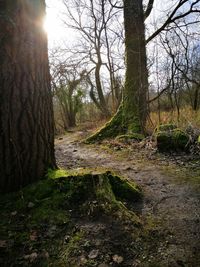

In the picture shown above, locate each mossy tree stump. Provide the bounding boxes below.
[155,124,190,151]
[54,170,142,223]
[0,170,143,267]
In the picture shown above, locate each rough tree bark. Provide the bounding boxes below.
[0,0,56,192]
[87,0,148,142]
[123,0,148,132]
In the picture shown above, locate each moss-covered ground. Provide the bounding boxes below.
[54,131,200,266]
[1,129,200,267]
[0,170,145,267]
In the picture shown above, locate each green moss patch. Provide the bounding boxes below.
[50,170,142,220]
[116,133,144,143]
[155,125,189,151]
[85,105,145,143]
[155,124,177,132]
[0,170,142,266]
[47,168,68,179]
[86,106,126,143]
[107,172,142,201]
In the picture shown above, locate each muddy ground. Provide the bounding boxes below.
[1,130,199,267]
[55,130,200,267]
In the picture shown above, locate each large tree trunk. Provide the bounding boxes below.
[87,0,148,142]
[0,0,56,192]
[123,0,148,133]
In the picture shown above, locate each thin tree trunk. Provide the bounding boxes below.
[0,0,56,192]
[193,85,199,111]
[95,61,111,118]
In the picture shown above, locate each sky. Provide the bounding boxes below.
[44,0,72,48]
[44,0,199,89]
[44,0,177,48]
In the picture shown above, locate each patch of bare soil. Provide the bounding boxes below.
[55,131,200,267]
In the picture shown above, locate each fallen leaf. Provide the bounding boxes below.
[30,230,38,241]
[11,211,17,216]
[0,240,7,248]
[112,254,123,264]
[88,249,99,259]
[24,252,38,262]
[28,202,35,208]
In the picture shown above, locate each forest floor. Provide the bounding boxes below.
[55,129,200,267]
[0,129,200,267]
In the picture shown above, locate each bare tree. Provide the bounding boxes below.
[87,0,200,140]
[63,0,124,117]
[51,56,87,129]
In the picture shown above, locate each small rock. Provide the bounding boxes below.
[28,202,35,208]
[41,250,49,259]
[114,146,121,151]
[0,240,7,248]
[112,255,123,264]
[64,235,70,243]
[47,225,57,237]
[24,252,38,262]
[30,230,38,241]
[79,255,87,265]
[11,211,17,216]
[132,259,141,266]
[125,166,132,171]
[95,240,101,246]
[88,249,99,259]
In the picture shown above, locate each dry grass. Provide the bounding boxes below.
[148,107,200,132]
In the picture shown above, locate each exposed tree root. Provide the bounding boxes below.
[86,107,125,143]
[86,105,144,143]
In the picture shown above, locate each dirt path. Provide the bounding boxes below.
[55,132,200,267]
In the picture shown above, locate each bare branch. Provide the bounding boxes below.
[108,0,123,9]
[144,0,154,20]
[146,0,200,44]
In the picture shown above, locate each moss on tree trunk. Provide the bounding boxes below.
[86,0,148,142]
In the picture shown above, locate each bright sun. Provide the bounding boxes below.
[43,9,66,43]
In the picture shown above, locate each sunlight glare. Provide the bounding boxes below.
[43,9,65,43]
